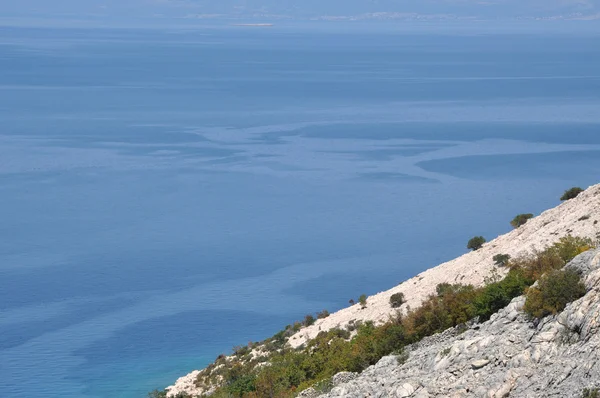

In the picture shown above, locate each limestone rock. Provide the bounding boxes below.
[318,249,600,398]
[332,372,358,386]
[470,359,490,370]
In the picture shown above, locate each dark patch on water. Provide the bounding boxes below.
[0,296,138,350]
[74,310,292,364]
[357,172,439,183]
[291,122,600,143]
[417,150,600,180]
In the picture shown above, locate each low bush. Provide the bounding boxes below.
[561,187,584,201]
[303,314,315,327]
[547,235,594,264]
[317,310,330,319]
[474,267,533,321]
[582,387,600,398]
[390,292,405,308]
[467,236,486,251]
[523,269,587,319]
[404,283,478,339]
[226,372,257,396]
[359,294,367,309]
[512,235,594,282]
[493,253,511,267]
[511,213,534,228]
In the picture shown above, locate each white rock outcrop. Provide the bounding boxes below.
[318,248,600,398]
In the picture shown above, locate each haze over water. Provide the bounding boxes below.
[1,23,600,397]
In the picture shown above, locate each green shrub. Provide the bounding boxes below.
[304,314,315,327]
[524,269,587,319]
[513,235,594,282]
[561,187,584,201]
[317,310,330,319]
[405,284,478,339]
[359,294,367,309]
[582,387,600,398]
[390,292,405,308]
[547,235,594,264]
[467,236,486,251]
[474,267,533,321]
[511,213,534,228]
[493,253,511,267]
[435,283,454,297]
[233,345,251,357]
[225,373,257,396]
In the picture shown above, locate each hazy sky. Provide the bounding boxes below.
[2,0,600,21]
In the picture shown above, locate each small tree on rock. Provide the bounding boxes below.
[493,253,511,267]
[511,213,534,228]
[359,294,367,309]
[561,187,584,201]
[303,314,315,326]
[390,292,405,308]
[467,236,486,251]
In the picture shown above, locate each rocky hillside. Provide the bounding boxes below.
[289,184,600,348]
[311,248,600,398]
[165,184,600,398]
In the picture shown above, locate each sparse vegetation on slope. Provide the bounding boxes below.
[160,236,594,398]
[162,185,600,397]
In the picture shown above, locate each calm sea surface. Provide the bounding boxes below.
[1,24,600,397]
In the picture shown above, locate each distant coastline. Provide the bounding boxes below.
[231,23,274,27]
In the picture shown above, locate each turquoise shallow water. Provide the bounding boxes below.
[1,24,600,397]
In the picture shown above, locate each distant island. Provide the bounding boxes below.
[231,23,274,27]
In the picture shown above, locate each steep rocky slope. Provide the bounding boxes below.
[166,184,600,397]
[312,248,600,398]
[289,184,600,348]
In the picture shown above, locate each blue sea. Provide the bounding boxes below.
[1,23,600,398]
